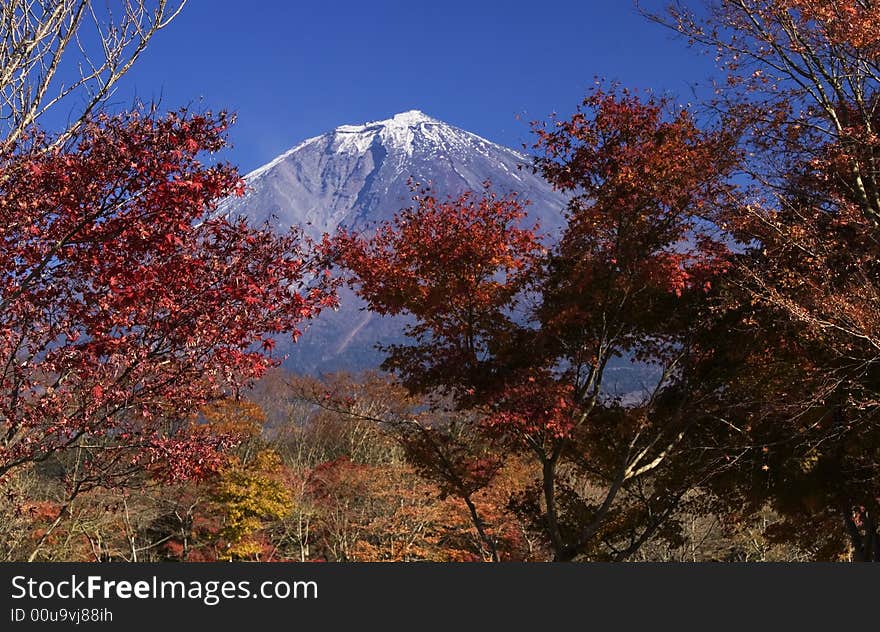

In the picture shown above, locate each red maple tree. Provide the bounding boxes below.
[0,110,338,494]
[335,88,740,561]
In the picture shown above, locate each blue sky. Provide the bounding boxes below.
[104,0,714,173]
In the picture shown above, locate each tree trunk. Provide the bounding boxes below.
[844,508,880,562]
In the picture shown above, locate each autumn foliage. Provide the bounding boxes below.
[4,0,880,563]
[0,110,337,495]
[644,0,880,560]
[334,89,741,561]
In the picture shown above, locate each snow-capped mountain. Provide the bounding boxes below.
[220,110,566,239]
[219,110,569,375]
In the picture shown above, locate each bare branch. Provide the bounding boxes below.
[0,1,186,150]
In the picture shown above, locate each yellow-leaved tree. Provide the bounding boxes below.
[211,449,292,561]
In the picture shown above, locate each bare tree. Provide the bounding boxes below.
[0,0,186,150]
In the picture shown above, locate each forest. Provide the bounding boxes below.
[1,0,879,563]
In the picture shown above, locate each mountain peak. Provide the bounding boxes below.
[244,110,448,181]
[388,109,434,125]
[335,109,438,134]
[331,110,446,157]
